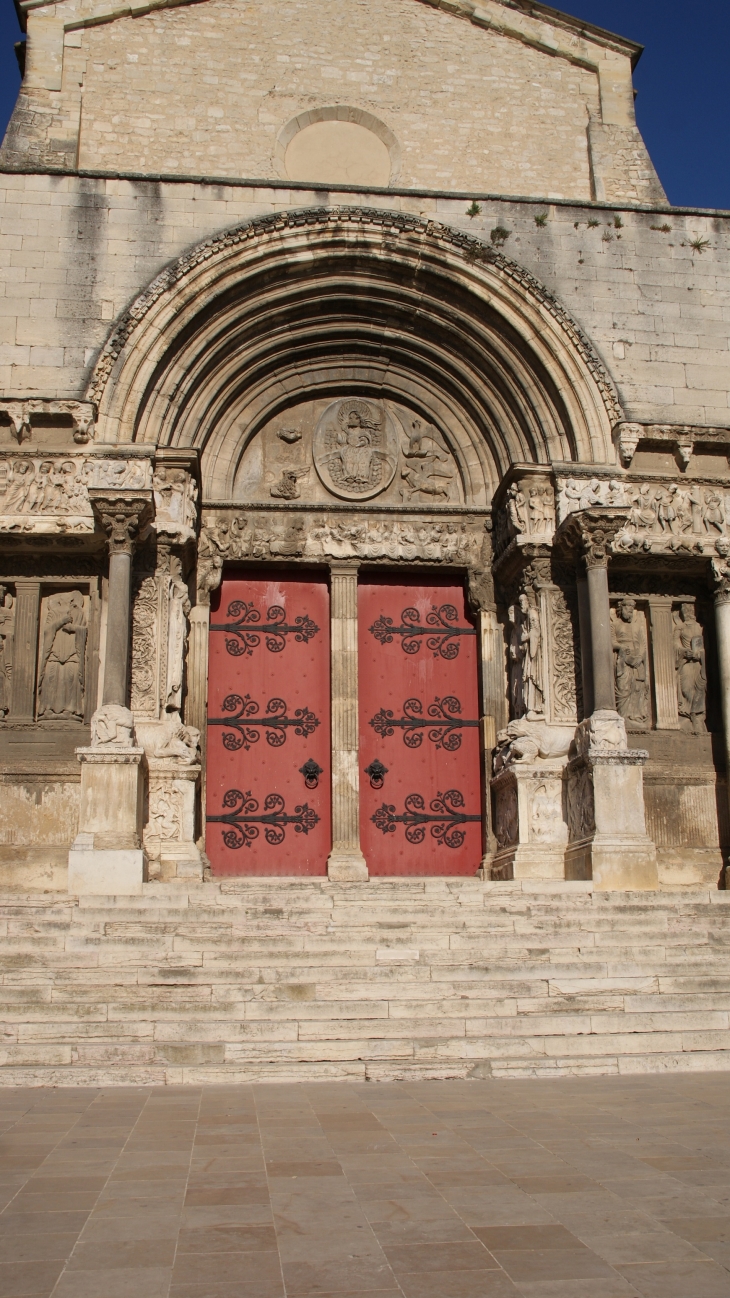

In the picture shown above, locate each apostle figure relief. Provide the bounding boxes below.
[610,598,649,726]
[508,592,545,720]
[37,591,87,721]
[674,603,707,734]
[0,586,14,719]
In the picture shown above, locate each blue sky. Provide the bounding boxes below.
[0,0,727,209]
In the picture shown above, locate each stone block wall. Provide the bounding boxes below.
[0,0,665,203]
[0,175,727,426]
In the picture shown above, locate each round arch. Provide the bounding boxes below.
[87,207,622,503]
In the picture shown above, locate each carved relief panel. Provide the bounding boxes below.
[234,398,462,506]
[37,589,89,722]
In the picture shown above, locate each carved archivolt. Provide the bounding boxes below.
[83,207,619,497]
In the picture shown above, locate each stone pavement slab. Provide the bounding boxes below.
[0,1075,728,1296]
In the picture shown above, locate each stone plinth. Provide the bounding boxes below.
[491,761,568,880]
[68,747,146,895]
[564,711,658,891]
[145,760,202,882]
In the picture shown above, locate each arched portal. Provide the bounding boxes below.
[89,207,625,881]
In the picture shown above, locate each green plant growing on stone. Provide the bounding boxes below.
[613,214,623,229]
[490,225,511,247]
[587,218,600,228]
[466,201,482,218]
[650,224,672,232]
[689,236,710,253]
[602,230,613,242]
[534,212,548,227]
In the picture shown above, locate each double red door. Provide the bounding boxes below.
[205,572,482,876]
[359,576,482,876]
[206,572,331,875]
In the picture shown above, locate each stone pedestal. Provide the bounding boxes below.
[68,747,146,895]
[491,760,568,880]
[144,759,202,882]
[564,711,658,890]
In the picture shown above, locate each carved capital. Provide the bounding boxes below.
[92,494,151,556]
[556,507,628,570]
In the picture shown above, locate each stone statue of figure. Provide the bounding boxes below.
[518,592,544,717]
[507,605,524,718]
[334,411,377,487]
[165,557,191,713]
[674,603,707,734]
[611,598,648,724]
[506,484,528,535]
[0,587,14,717]
[37,590,87,720]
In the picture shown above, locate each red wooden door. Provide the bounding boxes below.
[206,572,330,875]
[359,576,482,876]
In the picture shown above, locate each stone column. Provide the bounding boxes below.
[187,605,210,739]
[468,563,507,866]
[711,553,730,845]
[328,562,368,882]
[575,572,594,716]
[94,498,147,707]
[557,508,658,890]
[69,495,151,897]
[8,582,40,722]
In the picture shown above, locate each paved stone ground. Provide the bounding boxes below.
[0,1077,729,1297]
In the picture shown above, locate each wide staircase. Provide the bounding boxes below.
[0,878,729,1086]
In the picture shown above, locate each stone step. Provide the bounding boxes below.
[0,881,727,1084]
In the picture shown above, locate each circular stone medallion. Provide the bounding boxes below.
[313,399,398,501]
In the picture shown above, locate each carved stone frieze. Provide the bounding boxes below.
[0,454,152,534]
[558,474,730,557]
[0,399,95,446]
[197,509,486,599]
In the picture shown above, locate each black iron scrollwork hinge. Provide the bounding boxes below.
[208,694,320,751]
[369,696,478,751]
[211,602,320,657]
[207,789,320,849]
[371,789,480,849]
[369,604,476,660]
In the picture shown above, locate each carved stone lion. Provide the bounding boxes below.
[494,718,574,771]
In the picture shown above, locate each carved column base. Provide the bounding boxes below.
[144,760,202,883]
[69,747,146,896]
[490,761,568,881]
[327,849,369,882]
[565,713,658,891]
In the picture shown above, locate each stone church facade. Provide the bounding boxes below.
[1,0,729,909]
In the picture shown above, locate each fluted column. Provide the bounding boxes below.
[327,562,368,882]
[9,581,40,722]
[187,605,210,739]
